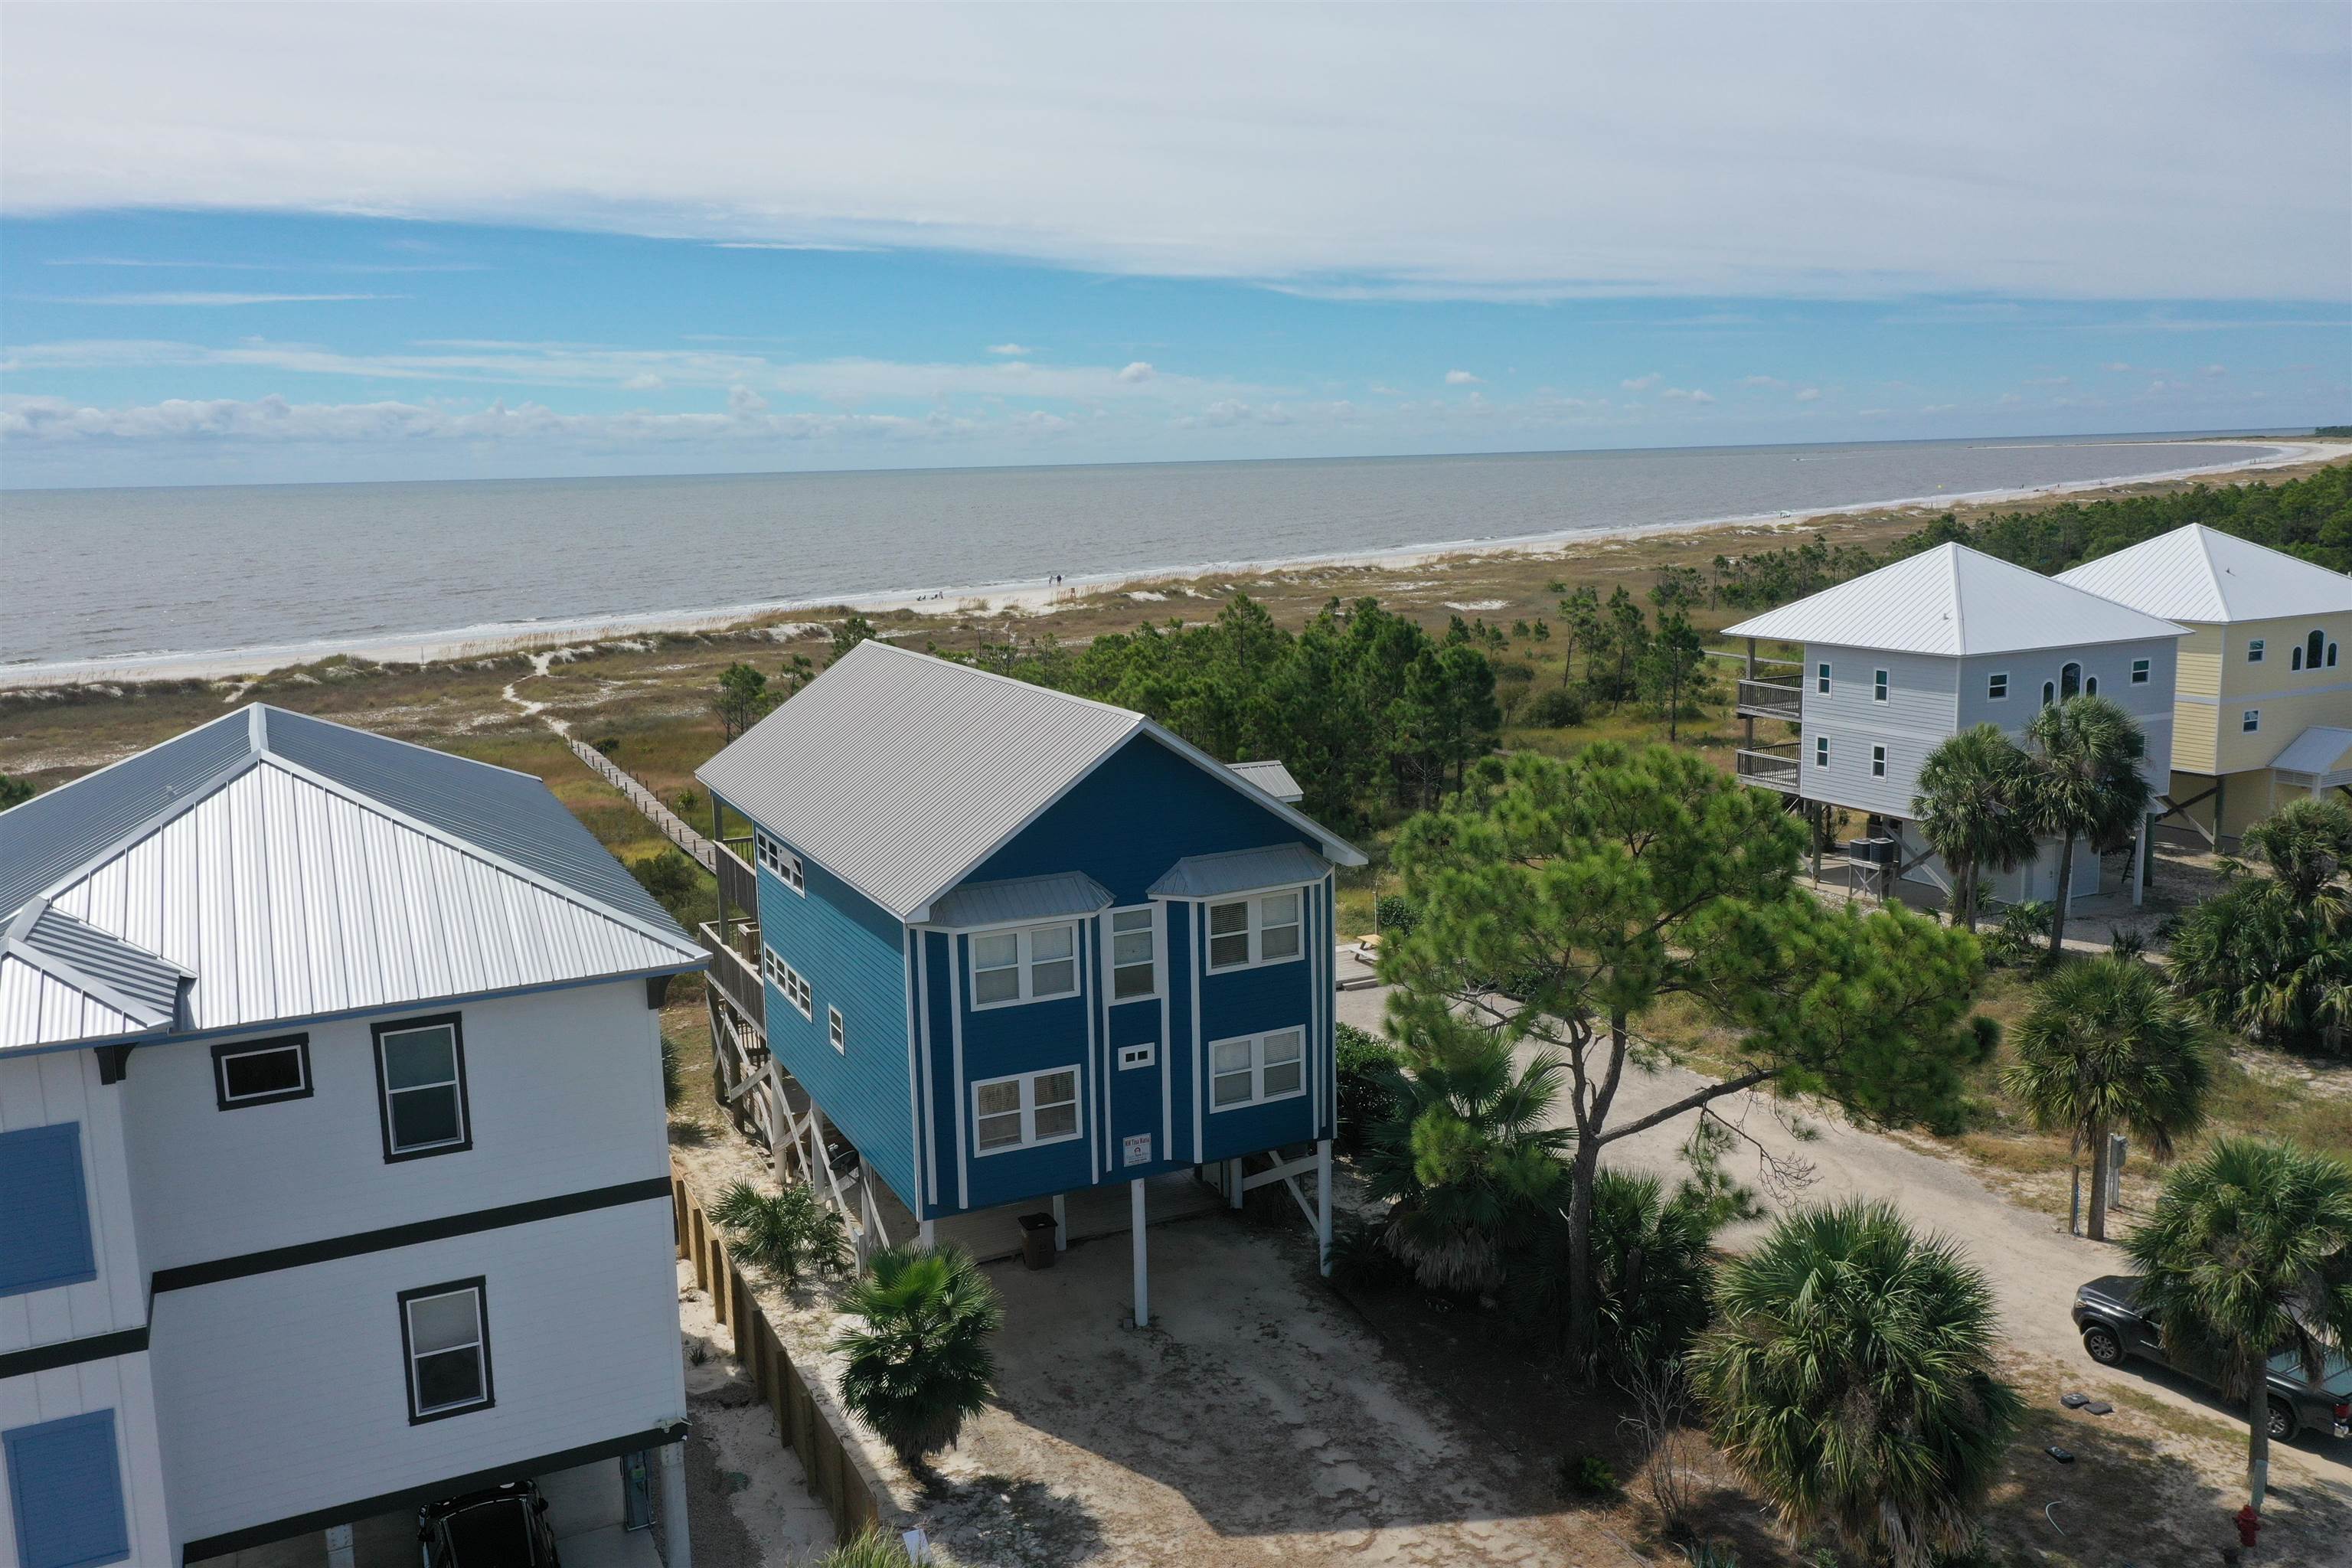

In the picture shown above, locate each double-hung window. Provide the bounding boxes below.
[2131,658,2150,685]
[2244,709,2262,733]
[212,1034,312,1110]
[969,923,1080,1008]
[4,1410,130,1568]
[1205,891,1302,972]
[1209,1028,1306,1110]
[1871,745,1886,779]
[828,1006,846,1054]
[755,831,805,893]
[372,1016,469,1161]
[1106,907,1158,1001]
[1873,668,1889,703]
[1816,662,1831,695]
[764,948,812,1020]
[1987,671,2008,700]
[1814,736,1829,768]
[2249,639,2265,664]
[400,1279,494,1423]
[972,1068,1081,1154]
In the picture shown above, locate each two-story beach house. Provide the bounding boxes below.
[2056,523,2352,848]
[1723,542,2186,906]
[694,642,1364,1326]
[0,707,703,1566]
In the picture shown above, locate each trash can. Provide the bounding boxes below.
[1018,1212,1057,1270]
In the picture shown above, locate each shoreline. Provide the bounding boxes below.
[6,436,2341,691]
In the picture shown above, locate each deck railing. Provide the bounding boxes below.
[715,839,758,923]
[699,920,766,1031]
[1735,678,1803,721]
[1733,747,1803,792]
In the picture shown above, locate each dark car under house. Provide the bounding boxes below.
[418,1480,560,1568]
[2073,1275,2352,1442]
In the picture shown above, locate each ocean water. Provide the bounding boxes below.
[0,435,2285,676]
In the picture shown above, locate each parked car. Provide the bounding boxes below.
[2073,1274,2352,1442]
[418,1481,560,1567]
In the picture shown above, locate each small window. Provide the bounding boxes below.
[1107,907,1159,1001]
[3,1410,130,1568]
[969,923,1081,1008]
[1209,1028,1308,1110]
[1204,891,1305,972]
[2243,709,2261,733]
[755,831,805,894]
[2293,645,2305,671]
[827,1006,845,1055]
[2131,658,2150,685]
[2308,630,2326,670]
[1873,668,1889,703]
[1815,736,1829,767]
[2084,675,2099,697]
[1871,745,1886,779]
[372,1016,470,1162]
[2060,662,2082,701]
[400,1279,494,1423]
[1816,662,1831,695]
[764,949,812,1020]
[1988,671,2007,700]
[212,1034,312,1110]
[971,1067,1082,1154]
[2331,642,2341,668]
[2043,681,2056,707]
[0,1124,96,1298]
[2249,639,2265,663]
[1118,1043,1157,1070]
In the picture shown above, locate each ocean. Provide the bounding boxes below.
[0,434,2293,680]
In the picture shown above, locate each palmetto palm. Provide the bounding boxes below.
[2169,798,2352,1053]
[2003,953,2210,1241]
[831,1245,1004,1464]
[2124,1137,2352,1514]
[1913,724,2037,930]
[710,1180,852,1285]
[2022,695,2153,959]
[1689,1200,2020,1568]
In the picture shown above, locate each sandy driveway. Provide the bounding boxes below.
[1333,962,2352,1507]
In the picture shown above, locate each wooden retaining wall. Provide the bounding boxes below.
[672,1165,896,1544]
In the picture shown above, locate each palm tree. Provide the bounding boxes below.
[1913,724,2038,930]
[2124,1137,2352,1514]
[2022,695,2153,958]
[2168,798,2352,1053]
[1689,1200,2020,1568]
[2002,953,2211,1241]
[710,1180,851,1285]
[1360,1010,1572,1293]
[831,1245,1004,1464]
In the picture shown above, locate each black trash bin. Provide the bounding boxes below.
[1018,1211,1057,1270]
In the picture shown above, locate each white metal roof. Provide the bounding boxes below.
[1148,844,1334,900]
[2269,725,2352,780]
[697,641,1364,919]
[2055,524,2352,624]
[1722,543,2186,658]
[1227,760,1304,805]
[0,705,703,1053]
[927,871,1114,929]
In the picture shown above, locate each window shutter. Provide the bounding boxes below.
[0,1124,96,1298]
[5,1410,131,1568]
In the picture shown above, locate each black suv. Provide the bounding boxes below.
[417,1480,560,1567]
[2073,1274,2351,1442]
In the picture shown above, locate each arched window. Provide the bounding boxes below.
[2331,642,2341,668]
[2295,645,2306,671]
[2043,681,2056,707]
[2310,630,2328,670]
[2085,675,2099,696]
[2060,662,2082,701]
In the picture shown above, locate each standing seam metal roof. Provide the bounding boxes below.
[2055,524,2352,624]
[697,641,1363,918]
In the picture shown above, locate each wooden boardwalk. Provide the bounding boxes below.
[566,737,715,871]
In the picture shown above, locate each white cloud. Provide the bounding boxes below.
[1118,361,1155,383]
[2024,375,2072,387]
[35,292,397,306]
[1661,387,1714,403]
[1920,403,1958,413]
[2102,361,2133,372]
[987,343,1034,355]
[727,384,769,414]
[1444,369,1481,386]
[1997,391,2023,404]
[8,8,2337,299]
[2202,363,2228,377]
[622,372,664,391]
[1621,372,1663,392]
[1740,374,1786,389]
[1368,382,1403,397]
[1793,387,1822,402]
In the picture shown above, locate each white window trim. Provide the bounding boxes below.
[968,922,1082,1011]
[2243,708,2261,733]
[2130,659,2150,684]
[376,1020,469,1158]
[215,1037,310,1108]
[828,1006,846,1054]
[2249,639,2265,664]
[1870,744,1886,779]
[764,946,813,1021]
[1814,736,1830,767]
[1207,1027,1309,1112]
[1118,1043,1158,1070]
[401,1280,492,1421]
[1872,668,1889,704]
[1102,905,1161,1004]
[1816,662,1831,695]
[970,1066,1084,1156]
[1988,671,2008,700]
[755,830,805,895]
[1202,888,1308,974]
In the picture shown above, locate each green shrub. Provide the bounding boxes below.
[1374,893,1421,938]
[808,1527,917,1568]
[709,1181,851,1285]
[1521,687,1587,729]
[833,1245,1004,1463]
[629,848,705,929]
[660,1034,683,1109]
[1326,1214,1412,1290]
[1981,900,2051,969]
[1334,1023,1400,1155]
[1557,1451,1619,1498]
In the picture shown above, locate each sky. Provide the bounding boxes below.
[2,2,2347,490]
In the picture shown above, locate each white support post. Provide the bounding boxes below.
[2131,812,2148,908]
[917,1218,936,1249]
[655,1439,693,1568]
[1315,1138,1334,1278]
[325,1526,356,1568]
[1050,1192,1067,1251]
[1129,1178,1149,1329]
[766,1061,788,1187]
[1228,1157,1244,1210]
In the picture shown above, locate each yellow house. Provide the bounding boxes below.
[2060,524,2352,846]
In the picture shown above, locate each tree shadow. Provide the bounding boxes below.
[911,1474,1107,1568]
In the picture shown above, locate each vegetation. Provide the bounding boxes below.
[1380,743,1992,1364]
[1690,1200,2021,1568]
[714,661,779,740]
[2124,1137,2352,1513]
[2020,694,2152,956]
[0,773,34,810]
[832,1244,1005,1464]
[2003,952,2211,1240]
[660,1033,683,1109]
[2167,796,2352,1054]
[628,847,706,929]
[1332,1022,1400,1155]
[807,1527,920,1568]
[1911,724,2037,930]
[708,1181,851,1285]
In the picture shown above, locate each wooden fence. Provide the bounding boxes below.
[672,1165,897,1544]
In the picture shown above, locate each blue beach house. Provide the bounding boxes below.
[695,641,1364,1324]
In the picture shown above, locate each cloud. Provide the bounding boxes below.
[2102,361,2133,372]
[1793,387,1822,402]
[727,384,769,414]
[1621,373,1663,392]
[1660,387,1715,403]
[1857,407,1893,417]
[1741,374,1786,389]
[1444,369,1481,386]
[622,373,665,391]
[34,292,399,306]
[2024,375,2072,387]
[1118,361,1155,383]
[1997,391,2023,404]
[987,343,1034,355]
[1920,403,1958,413]
[2201,363,2228,377]
[1368,382,1403,397]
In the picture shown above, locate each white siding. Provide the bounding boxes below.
[0,1051,147,1354]
[0,1351,173,1568]
[149,1200,684,1551]
[124,981,667,1271]
[1799,644,1960,818]
[1956,635,2180,786]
